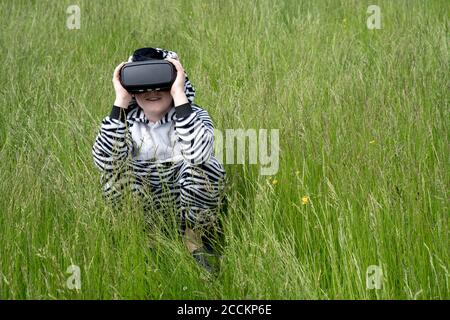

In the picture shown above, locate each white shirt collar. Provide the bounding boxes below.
[127,104,177,125]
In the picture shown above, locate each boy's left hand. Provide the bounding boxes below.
[165,57,186,98]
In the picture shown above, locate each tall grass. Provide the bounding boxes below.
[0,0,448,299]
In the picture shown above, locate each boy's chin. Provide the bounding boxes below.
[141,100,171,110]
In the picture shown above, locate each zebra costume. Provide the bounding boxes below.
[92,48,226,232]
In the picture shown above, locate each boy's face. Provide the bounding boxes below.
[135,90,173,115]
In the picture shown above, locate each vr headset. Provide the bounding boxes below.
[120,60,177,93]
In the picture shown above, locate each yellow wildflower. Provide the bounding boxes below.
[301,195,309,205]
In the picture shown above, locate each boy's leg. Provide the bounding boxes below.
[176,159,226,254]
[184,227,203,252]
[138,163,183,234]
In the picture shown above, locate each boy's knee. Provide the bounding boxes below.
[178,160,225,195]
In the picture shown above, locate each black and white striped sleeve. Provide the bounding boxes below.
[92,106,133,173]
[174,103,215,165]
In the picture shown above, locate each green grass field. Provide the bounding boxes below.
[0,0,448,299]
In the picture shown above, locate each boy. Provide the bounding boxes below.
[92,47,226,272]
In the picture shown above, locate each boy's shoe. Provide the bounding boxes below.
[192,247,219,274]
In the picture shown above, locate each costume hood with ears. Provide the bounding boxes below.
[127,47,196,104]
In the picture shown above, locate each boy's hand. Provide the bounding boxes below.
[112,62,132,108]
[165,57,188,105]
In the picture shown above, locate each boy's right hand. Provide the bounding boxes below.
[113,62,132,108]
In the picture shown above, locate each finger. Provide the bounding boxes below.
[165,56,180,62]
[165,57,184,73]
[113,62,126,80]
[113,62,126,77]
